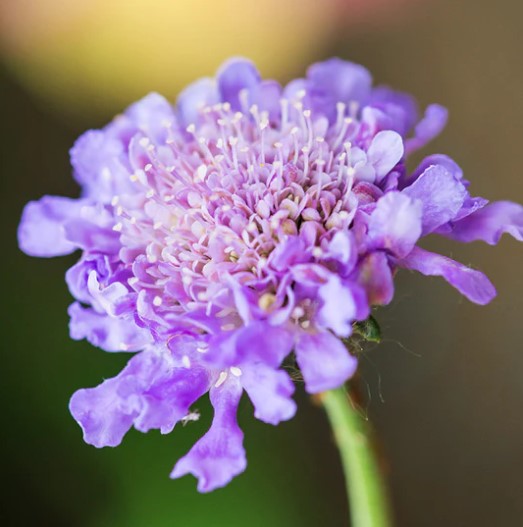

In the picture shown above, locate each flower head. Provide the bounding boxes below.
[18,57,523,491]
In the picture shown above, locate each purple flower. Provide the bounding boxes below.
[18,57,523,492]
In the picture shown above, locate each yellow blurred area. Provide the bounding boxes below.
[0,0,343,116]
[0,0,420,118]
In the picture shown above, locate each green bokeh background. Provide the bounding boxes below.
[2,1,523,525]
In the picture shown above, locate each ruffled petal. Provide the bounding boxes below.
[69,351,157,446]
[403,164,467,234]
[171,377,246,492]
[86,270,130,316]
[124,92,176,144]
[368,192,423,258]
[240,364,296,425]
[134,364,210,435]
[452,196,489,222]
[306,58,372,119]
[18,196,88,257]
[369,86,419,136]
[63,204,120,254]
[356,251,394,306]
[70,380,138,448]
[225,277,256,324]
[269,235,308,271]
[70,130,133,203]
[317,275,361,337]
[205,322,294,368]
[217,58,261,110]
[68,302,151,352]
[295,330,357,393]
[323,231,357,276]
[406,104,448,154]
[66,255,133,311]
[283,78,307,101]
[66,258,99,304]
[176,78,219,126]
[444,201,523,245]
[407,154,463,186]
[398,247,496,305]
[248,80,282,122]
[69,351,209,447]
[366,130,404,182]
[236,322,293,367]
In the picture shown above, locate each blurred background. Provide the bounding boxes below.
[1,0,523,525]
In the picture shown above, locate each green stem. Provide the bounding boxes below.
[321,386,393,527]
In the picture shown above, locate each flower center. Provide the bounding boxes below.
[111,97,372,328]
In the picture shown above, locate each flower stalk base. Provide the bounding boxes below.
[321,386,393,527]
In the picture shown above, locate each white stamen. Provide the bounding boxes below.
[214,371,228,388]
[182,355,191,368]
[153,296,163,306]
[292,307,305,320]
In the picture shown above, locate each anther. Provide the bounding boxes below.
[153,296,163,306]
[214,371,228,388]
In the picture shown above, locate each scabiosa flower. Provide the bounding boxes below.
[18,58,523,492]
